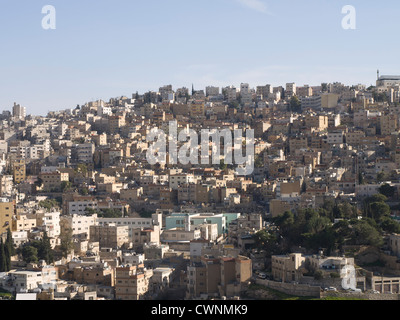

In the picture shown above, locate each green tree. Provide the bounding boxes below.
[377,171,386,182]
[38,231,54,264]
[75,164,88,176]
[351,220,383,247]
[358,172,364,185]
[219,160,227,171]
[61,181,72,192]
[39,199,60,211]
[369,202,391,222]
[306,215,331,234]
[98,209,123,218]
[378,184,396,199]
[0,239,7,272]
[21,245,39,264]
[60,226,74,259]
[289,96,302,112]
[380,217,400,234]
[5,228,15,257]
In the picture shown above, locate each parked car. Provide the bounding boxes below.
[258,273,267,279]
[324,287,337,292]
[348,288,362,293]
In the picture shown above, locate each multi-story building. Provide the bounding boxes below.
[12,103,26,120]
[61,214,98,240]
[39,171,69,192]
[13,159,26,184]
[115,265,153,300]
[0,200,14,235]
[89,223,130,249]
[186,255,252,299]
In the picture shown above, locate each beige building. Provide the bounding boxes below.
[271,253,306,282]
[161,228,201,244]
[13,159,26,184]
[115,265,153,300]
[380,113,398,135]
[13,214,36,232]
[0,201,14,235]
[269,199,292,217]
[321,93,339,109]
[346,131,366,146]
[304,115,329,131]
[186,255,252,299]
[89,224,129,249]
[131,226,160,250]
[39,171,69,192]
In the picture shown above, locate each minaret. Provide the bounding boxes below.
[377,69,380,80]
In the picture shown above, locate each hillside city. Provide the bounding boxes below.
[2,74,400,300]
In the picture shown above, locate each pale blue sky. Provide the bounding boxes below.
[0,0,399,115]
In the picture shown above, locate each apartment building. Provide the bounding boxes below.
[13,159,26,184]
[67,196,98,215]
[39,171,69,192]
[115,265,153,300]
[0,200,14,235]
[61,214,98,240]
[271,253,306,282]
[89,223,130,249]
[186,255,252,299]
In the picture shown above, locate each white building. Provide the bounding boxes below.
[61,214,98,240]
[169,174,196,190]
[41,211,61,238]
[68,199,98,215]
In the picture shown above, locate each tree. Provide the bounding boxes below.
[369,202,391,222]
[358,172,364,185]
[60,226,74,259]
[219,160,227,171]
[5,228,15,257]
[38,231,54,264]
[289,96,302,112]
[98,208,123,218]
[351,220,383,247]
[301,181,307,194]
[378,184,396,199]
[21,245,39,264]
[380,217,400,234]
[61,181,72,192]
[0,239,7,272]
[75,164,88,177]
[377,171,386,182]
[39,199,60,211]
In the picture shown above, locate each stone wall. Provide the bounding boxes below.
[255,279,321,298]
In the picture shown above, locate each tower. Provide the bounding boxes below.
[377,69,380,80]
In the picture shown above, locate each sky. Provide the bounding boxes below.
[0,0,400,115]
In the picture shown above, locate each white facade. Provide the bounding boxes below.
[97,217,154,239]
[42,212,61,238]
[62,214,98,239]
[68,200,98,215]
[169,174,196,190]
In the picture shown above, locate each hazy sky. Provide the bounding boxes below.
[0,0,399,115]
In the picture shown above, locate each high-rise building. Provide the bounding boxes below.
[12,103,26,120]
